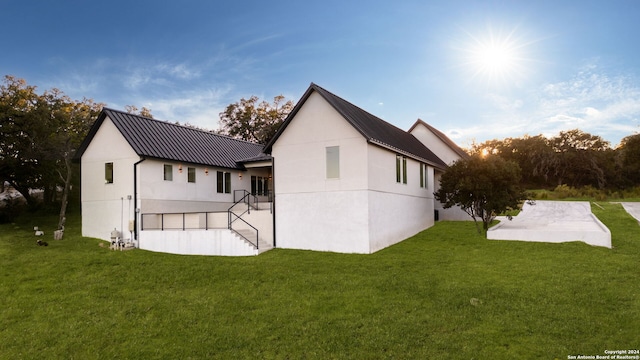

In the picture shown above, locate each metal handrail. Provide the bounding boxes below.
[227,212,259,249]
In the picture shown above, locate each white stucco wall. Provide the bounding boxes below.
[409,122,464,165]
[273,92,370,253]
[140,229,259,256]
[81,117,139,241]
[366,145,435,252]
[272,91,437,253]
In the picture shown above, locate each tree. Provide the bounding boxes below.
[618,133,640,185]
[125,105,153,118]
[549,129,610,188]
[218,95,294,144]
[435,154,525,235]
[0,75,104,235]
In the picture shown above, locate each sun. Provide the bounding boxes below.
[457,24,534,87]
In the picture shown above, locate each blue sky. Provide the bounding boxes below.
[2,0,639,147]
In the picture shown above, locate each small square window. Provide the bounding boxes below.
[105,162,113,184]
[164,164,173,181]
[187,167,196,183]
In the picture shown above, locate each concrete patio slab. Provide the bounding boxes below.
[620,202,640,224]
[487,200,611,248]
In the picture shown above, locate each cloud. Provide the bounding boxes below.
[459,62,640,146]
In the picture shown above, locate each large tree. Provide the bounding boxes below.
[618,133,640,185]
[218,95,294,144]
[0,75,103,234]
[435,154,525,234]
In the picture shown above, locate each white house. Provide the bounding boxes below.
[75,108,274,256]
[75,83,468,255]
[264,83,468,253]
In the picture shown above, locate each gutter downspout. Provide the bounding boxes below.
[133,157,146,245]
[271,158,276,248]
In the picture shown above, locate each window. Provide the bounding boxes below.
[396,155,407,184]
[187,167,196,183]
[326,146,340,179]
[252,176,266,195]
[217,171,231,193]
[420,163,428,188]
[164,164,173,181]
[105,162,113,184]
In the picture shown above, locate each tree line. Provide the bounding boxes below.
[0,75,293,225]
[469,129,640,190]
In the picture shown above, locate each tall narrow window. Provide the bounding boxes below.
[217,171,231,193]
[251,175,257,195]
[187,167,196,183]
[402,157,407,184]
[420,163,428,188]
[224,172,231,194]
[164,164,173,181]
[326,146,340,179]
[105,162,114,184]
[396,155,407,184]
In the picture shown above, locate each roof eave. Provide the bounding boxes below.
[368,139,447,170]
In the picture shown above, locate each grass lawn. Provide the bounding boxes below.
[1,203,639,359]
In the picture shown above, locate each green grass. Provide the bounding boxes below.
[1,204,639,359]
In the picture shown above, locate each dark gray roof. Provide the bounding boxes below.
[265,83,447,168]
[75,108,264,170]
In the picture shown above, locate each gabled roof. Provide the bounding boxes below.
[409,119,470,160]
[265,83,447,168]
[74,108,265,170]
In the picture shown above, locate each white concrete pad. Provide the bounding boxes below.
[487,200,611,248]
[620,202,640,223]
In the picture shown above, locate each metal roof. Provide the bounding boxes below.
[75,108,265,169]
[265,83,447,169]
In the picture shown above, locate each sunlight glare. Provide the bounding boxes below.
[457,24,534,87]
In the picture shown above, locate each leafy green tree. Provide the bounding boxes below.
[549,129,610,188]
[218,95,294,144]
[618,133,640,185]
[0,75,103,234]
[435,154,525,235]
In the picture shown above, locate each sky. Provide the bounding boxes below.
[2,0,639,148]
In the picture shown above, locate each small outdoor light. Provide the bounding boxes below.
[178,164,183,173]
[205,168,209,175]
[239,173,243,180]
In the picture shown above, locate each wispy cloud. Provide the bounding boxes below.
[457,61,640,146]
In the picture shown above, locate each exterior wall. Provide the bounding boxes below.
[410,123,462,165]
[367,145,435,252]
[140,229,259,256]
[81,117,139,241]
[138,159,242,213]
[272,92,371,253]
[273,92,437,253]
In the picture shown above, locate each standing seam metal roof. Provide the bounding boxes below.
[266,83,447,168]
[75,108,266,169]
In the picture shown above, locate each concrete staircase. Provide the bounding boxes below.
[232,229,273,254]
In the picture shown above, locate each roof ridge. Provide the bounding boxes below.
[309,84,408,137]
[102,108,262,147]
